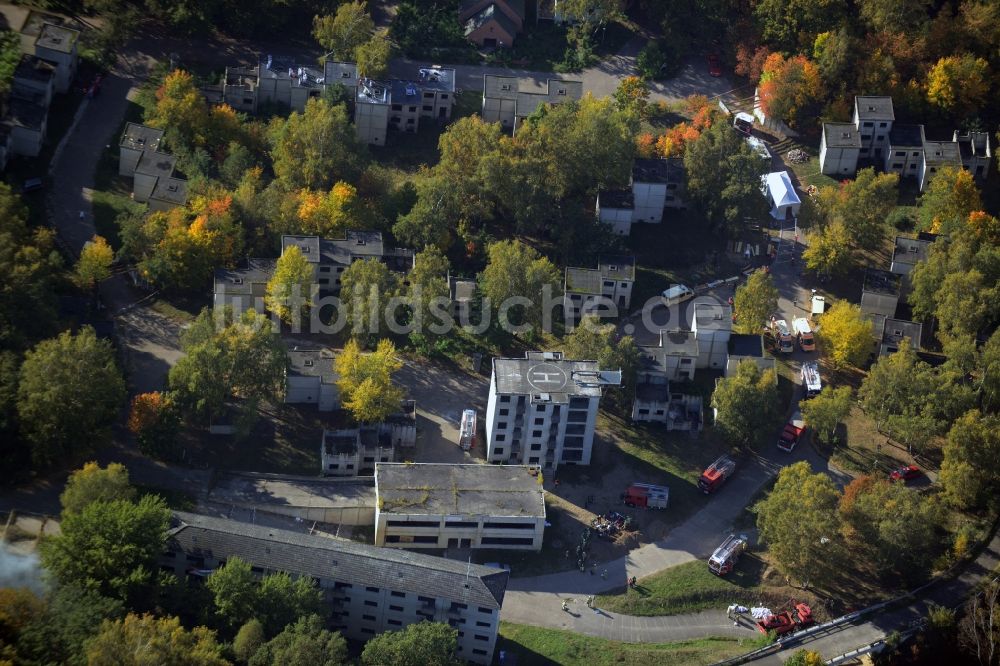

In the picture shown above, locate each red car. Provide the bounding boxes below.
[756,611,796,635]
[890,465,921,482]
[707,53,722,77]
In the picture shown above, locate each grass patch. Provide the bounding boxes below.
[782,150,838,191]
[497,622,769,666]
[594,558,766,616]
[91,190,141,250]
[148,296,202,323]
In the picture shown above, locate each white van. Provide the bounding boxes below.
[661,284,694,306]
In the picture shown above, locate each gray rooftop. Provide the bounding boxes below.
[492,351,613,399]
[283,231,391,266]
[633,158,684,184]
[213,258,276,297]
[260,56,324,88]
[599,188,634,209]
[120,123,164,153]
[823,122,862,149]
[4,96,46,130]
[863,267,901,296]
[375,463,546,519]
[888,123,924,147]
[324,61,359,87]
[134,150,176,178]
[150,177,187,205]
[566,257,635,294]
[658,329,698,356]
[36,22,78,53]
[483,74,582,109]
[694,303,733,332]
[923,140,962,167]
[881,318,922,349]
[358,78,390,105]
[412,66,456,93]
[728,333,764,357]
[13,54,55,84]
[288,348,337,383]
[167,511,508,609]
[893,236,933,266]
[449,275,476,302]
[854,96,895,121]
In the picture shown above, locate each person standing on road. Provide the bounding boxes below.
[601,569,607,580]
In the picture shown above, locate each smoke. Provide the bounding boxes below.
[0,546,46,594]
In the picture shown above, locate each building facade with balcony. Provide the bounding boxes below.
[162,512,507,665]
[374,463,545,551]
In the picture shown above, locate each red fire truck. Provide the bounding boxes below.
[622,483,670,509]
[698,456,737,494]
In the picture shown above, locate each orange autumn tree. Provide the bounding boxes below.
[635,133,656,158]
[283,181,364,237]
[650,96,716,158]
[758,54,823,128]
[128,392,180,456]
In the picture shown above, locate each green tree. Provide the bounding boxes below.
[980,329,1000,413]
[394,173,470,252]
[926,54,990,120]
[340,258,400,340]
[858,0,930,32]
[266,245,314,324]
[85,614,228,666]
[269,99,367,191]
[918,167,982,235]
[756,461,841,584]
[754,0,847,50]
[312,2,374,61]
[145,70,209,149]
[17,327,126,468]
[0,29,20,96]
[613,76,650,117]
[785,650,825,666]
[940,410,1000,510]
[816,301,873,369]
[733,270,779,334]
[60,462,136,515]
[15,585,124,666]
[40,496,170,606]
[234,619,265,663]
[557,0,624,32]
[835,168,899,251]
[712,360,779,447]
[480,240,562,335]
[361,621,460,666]
[206,557,258,632]
[334,339,405,424]
[355,31,391,79]
[407,247,451,335]
[75,235,114,289]
[169,309,287,422]
[249,615,347,666]
[256,573,323,637]
[561,317,640,388]
[801,385,852,445]
[812,29,853,84]
[803,220,854,276]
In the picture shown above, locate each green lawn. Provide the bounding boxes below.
[497,622,769,665]
[594,558,767,616]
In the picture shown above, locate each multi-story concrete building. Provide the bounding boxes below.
[919,140,963,192]
[873,316,922,358]
[162,511,508,665]
[449,274,477,321]
[860,268,901,318]
[632,330,703,429]
[281,231,415,294]
[321,402,416,476]
[356,77,391,145]
[639,329,698,382]
[213,258,275,315]
[853,96,894,162]
[374,463,546,551]
[563,256,635,324]
[485,351,620,470]
[884,124,925,181]
[691,303,732,370]
[286,348,338,411]
[481,75,582,131]
[13,54,56,108]
[119,123,164,175]
[595,189,634,236]
[595,158,686,235]
[890,233,939,278]
[148,176,188,212]
[118,123,187,210]
[954,130,992,181]
[3,92,47,158]
[819,122,862,176]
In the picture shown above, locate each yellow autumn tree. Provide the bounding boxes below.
[926,54,989,119]
[265,245,314,323]
[816,300,874,368]
[334,339,404,423]
[75,234,114,288]
[147,69,208,148]
[295,182,361,237]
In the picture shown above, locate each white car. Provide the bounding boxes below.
[661,284,694,306]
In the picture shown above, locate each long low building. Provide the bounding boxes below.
[163,512,507,664]
[375,463,546,551]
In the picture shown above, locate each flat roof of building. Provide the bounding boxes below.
[135,150,176,178]
[324,61,358,86]
[213,258,276,297]
[4,96,46,130]
[888,123,924,147]
[863,267,901,296]
[823,122,862,149]
[36,22,78,53]
[287,348,337,383]
[693,302,733,332]
[633,157,684,184]
[150,176,187,205]
[882,318,922,348]
[728,333,764,357]
[492,351,611,399]
[600,256,635,281]
[13,54,55,83]
[120,122,164,153]
[375,463,546,519]
[855,96,894,121]
[449,275,476,302]
[168,511,508,609]
[358,78,390,104]
[923,140,962,166]
[640,329,698,371]
[599,188,634,209]
[412,65,456,93]
[893,235,933,265]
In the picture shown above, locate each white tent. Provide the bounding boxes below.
[762,171,802,220]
